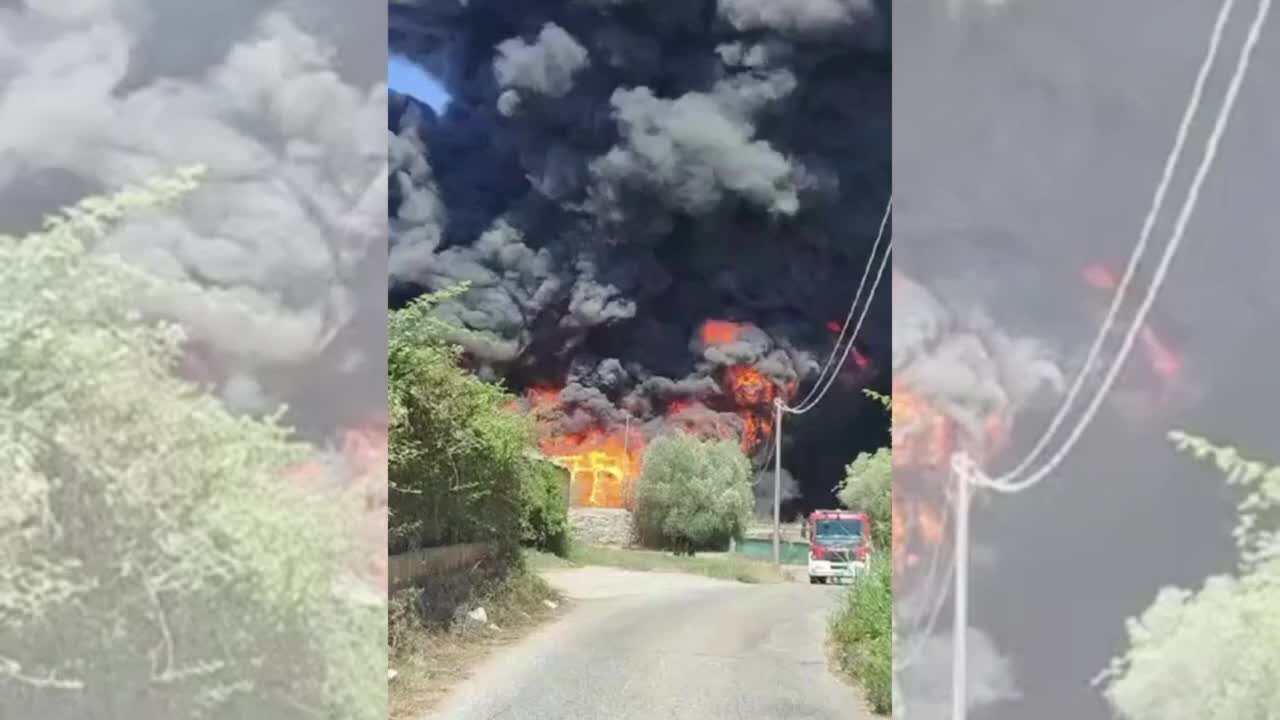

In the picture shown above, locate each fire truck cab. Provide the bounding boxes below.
[806,509,870,584]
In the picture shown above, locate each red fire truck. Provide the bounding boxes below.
[806,509,871,584]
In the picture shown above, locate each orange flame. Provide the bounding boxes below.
[520,385,644,509]
[891,381,1011,576]
[526,321,792,503]
[542,429,644,509]
[724,364,781,453]
[726,365,774,407]
[527,385,562,409]
[892,381,954,470]
[1082,262,1182,385]
[701,319,741,346]
[344,420,388,595]
[281,419,388,595]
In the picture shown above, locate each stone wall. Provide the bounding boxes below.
[569,508,635,547]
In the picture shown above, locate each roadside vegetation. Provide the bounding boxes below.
[387,285,572,716]
[387,562,560,720]
[0,173,383,719]
[633,431,755,555]
[830,388,893,714]
[830,556,893,714]
[1096,431,1280,719]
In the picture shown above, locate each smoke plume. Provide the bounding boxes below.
[0,0,387,443]
[390,0,892,510]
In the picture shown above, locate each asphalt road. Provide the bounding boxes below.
[429,566,866,720]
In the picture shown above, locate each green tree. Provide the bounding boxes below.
[0,170,383,720]
[1097,431,1280,720]
[634,432,754,555]
[518,457,572,557]
[837,389,892,550]
[839,448,892,551]
[387,286,534,554]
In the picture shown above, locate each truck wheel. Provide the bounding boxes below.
[809,576,820,585]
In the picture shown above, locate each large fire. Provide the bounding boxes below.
[525,319,794,509]
[708,322,790,455]
[541,428,645,508]
[892,382,952,576]
[518,385,647,509]
[891,382,1004,578]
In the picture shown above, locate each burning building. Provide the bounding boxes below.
[389,0,892,513]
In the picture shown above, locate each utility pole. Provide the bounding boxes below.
[951,455,971,720]
[773,399,783,567]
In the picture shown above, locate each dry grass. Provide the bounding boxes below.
[530,544,789,584]
[388,562,564,720]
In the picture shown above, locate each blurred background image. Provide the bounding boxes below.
[894,1,1280,718]
[0,1,387,718]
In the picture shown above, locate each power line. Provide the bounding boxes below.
[979,0,1269,495]
[947,2,1269,716]
[787,197,893,414]
[787,243,892,415]
[768,198,892,564]
[770,234,891,562]
[778,233,890,417]
[988,0,1237,490]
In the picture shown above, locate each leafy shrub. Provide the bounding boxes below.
[838,389,892,550]
[1097,431,1280,720]
[520,458,572,558]
[831,557,893,714]
[634,432,754,555]
[838,447,892,551]
[388,288,533,555]
[0,171,383,720]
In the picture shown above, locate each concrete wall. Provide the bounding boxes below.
[569,508,635,546]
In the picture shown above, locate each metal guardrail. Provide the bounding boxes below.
[388,542,497,591]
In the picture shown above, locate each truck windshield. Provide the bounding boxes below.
[814,519,862,544]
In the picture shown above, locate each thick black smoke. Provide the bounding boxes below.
[389,0,892,511]
[896,1,1279,717]
[0,0,387,445]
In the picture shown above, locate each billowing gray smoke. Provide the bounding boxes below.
[893,269,1063,441]
[893,267,1062,718]
[389,0,891,508]
[895,1,1279,718]
[0,0,387,443]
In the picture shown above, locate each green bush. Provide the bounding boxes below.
[838,389,892,551]
[831,557,893,714]
[837,446,892,551]
[1098,432,1280,719]
[520,458,572,558]
[388,289,533,556]
[0,171,383,720]
[634,432,754,555]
